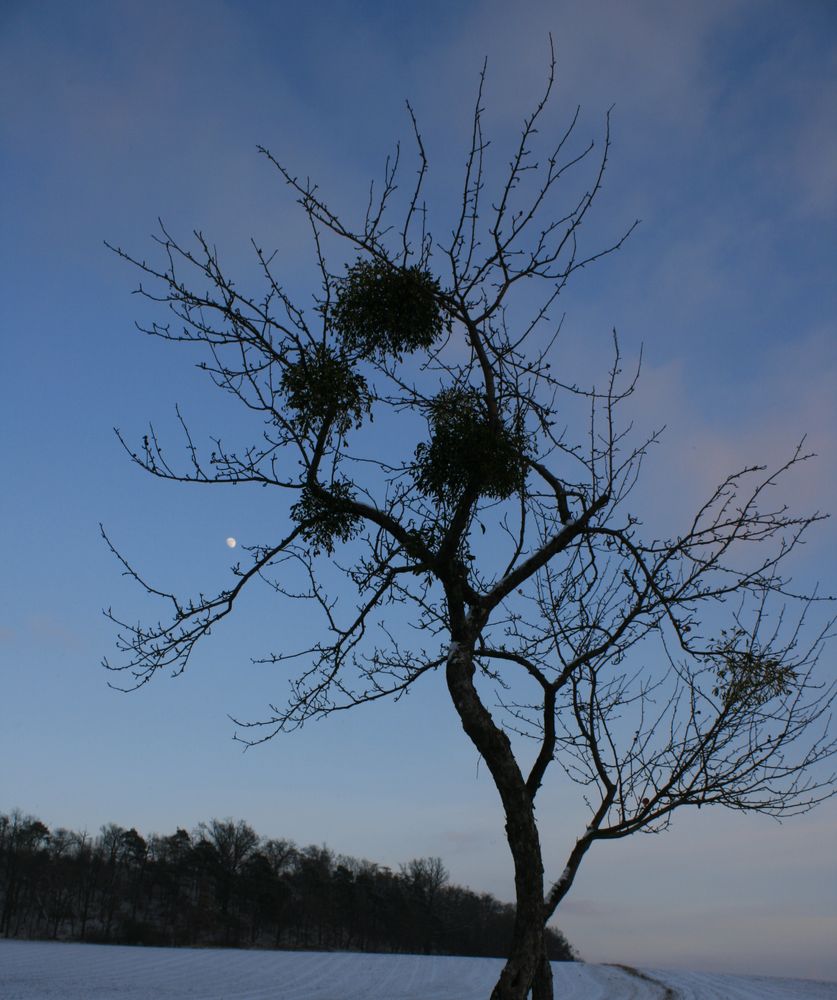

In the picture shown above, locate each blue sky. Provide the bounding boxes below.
[2,0,836,980]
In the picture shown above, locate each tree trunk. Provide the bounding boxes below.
[532,946,554,1000]
[488,815,548,1000]
[445,636,551,1000]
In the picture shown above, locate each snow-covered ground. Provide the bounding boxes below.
[1,940,835,999]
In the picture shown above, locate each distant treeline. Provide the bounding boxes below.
[0,811,574,960]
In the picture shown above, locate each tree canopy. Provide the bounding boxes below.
[0,810,573,959]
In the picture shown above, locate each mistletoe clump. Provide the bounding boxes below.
[414,386,528,504]
[290,480,361,556]
[333,259,446,359]
[282,344,370,438]
[711,630,797,707]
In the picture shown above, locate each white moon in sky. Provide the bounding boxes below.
[226,537,237,549]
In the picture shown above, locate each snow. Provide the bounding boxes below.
[554,866,572,886]
[648,967,837,1000]
[0,940,835,999]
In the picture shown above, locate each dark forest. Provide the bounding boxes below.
[0,811,574,961]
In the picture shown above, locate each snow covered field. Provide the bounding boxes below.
[1,940,835,999]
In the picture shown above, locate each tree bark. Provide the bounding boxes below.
[532,945,554,1000]
[445,636,551,1000]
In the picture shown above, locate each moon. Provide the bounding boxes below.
[226,537,237,549]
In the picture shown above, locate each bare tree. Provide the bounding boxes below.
[104,44,835,1000]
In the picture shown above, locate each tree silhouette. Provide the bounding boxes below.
[104,43,835,1000]
[0,811,571,959]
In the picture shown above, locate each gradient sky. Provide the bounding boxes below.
[2,0,836,981]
